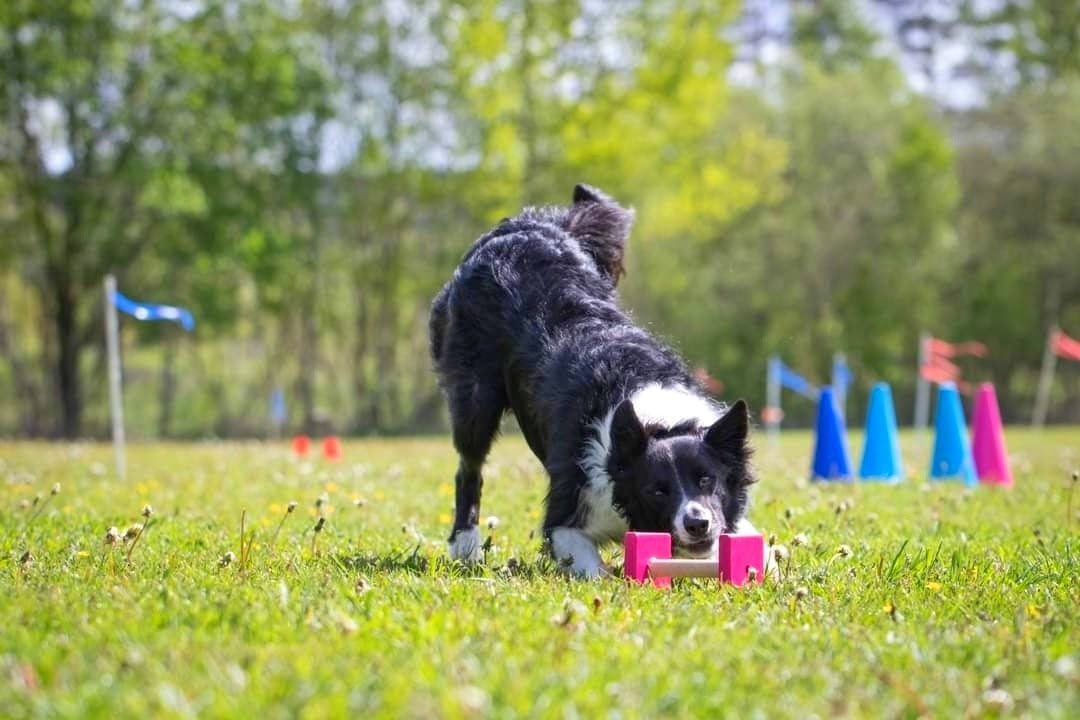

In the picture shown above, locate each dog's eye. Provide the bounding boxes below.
[699,475,714,489]
[650,485,668,498]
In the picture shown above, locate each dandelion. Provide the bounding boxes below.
[315,493,329,513]
[22,488,57,532]
[771,544,790,563]
[356,577,371,594]
[269,501,299,548]
[105,527,121,545]
[353,498,366,508]
[746,566,758,583]
[836,544,853,558]
[981,688,1013,710]
[486,516,499,530]
[125,515,153,562]
[552,599,588,629]
[19,550,34,566]
[794,586,809,600]
[792,533,808,547]
[220,551,236,567]
[311,516,327,555]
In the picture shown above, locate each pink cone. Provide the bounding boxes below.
[972,383,1013,487]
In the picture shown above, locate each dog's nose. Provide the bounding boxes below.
[683,515,710,538]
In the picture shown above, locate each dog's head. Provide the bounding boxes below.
[609,399,754,557]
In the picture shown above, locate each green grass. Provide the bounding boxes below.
[1,429,1078,718]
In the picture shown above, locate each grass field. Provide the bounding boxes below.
[1,429,1077,718]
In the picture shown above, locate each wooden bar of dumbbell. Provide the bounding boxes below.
[624,531,764,588]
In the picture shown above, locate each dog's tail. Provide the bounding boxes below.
[563,184,635,285]
[429,282,451,365]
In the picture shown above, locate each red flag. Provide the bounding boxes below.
[928,338,988,358]
[1053,329,1080,362]
[921,355,961,383]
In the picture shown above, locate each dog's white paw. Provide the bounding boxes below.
[550,527,609,579]
[449,526,482,562]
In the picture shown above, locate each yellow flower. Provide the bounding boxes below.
[438,483,453,496]
[270,502,283,514]
[439,513,452,524]
[325,482,338,493]
[926,581,942,592]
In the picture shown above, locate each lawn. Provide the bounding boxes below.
[1,429,1077,718]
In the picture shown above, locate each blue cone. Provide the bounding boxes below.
[859,382,903,483]
[811,386,853,482]
[929,382,977,486]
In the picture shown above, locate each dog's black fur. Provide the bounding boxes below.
[430,184,754,573]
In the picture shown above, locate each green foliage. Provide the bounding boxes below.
[0,432,1077,716]
[1,0,1080,437]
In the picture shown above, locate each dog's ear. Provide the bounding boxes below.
[565,184,634,284]
[610,399,647,465]
[573,183,611,205]
[705,400,750,457]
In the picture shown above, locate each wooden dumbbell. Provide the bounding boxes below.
[624,531,764,588]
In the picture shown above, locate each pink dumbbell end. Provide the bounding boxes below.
[718,533,765,586]
[624,532,672,587]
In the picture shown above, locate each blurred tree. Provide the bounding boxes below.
[951,82,1080,419]
[959,0,1080,86]
[0,0,327,436]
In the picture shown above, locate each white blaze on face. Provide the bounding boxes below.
[673,499,718,554]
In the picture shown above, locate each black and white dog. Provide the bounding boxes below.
[429,184,757,577]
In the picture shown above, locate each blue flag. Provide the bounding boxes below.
[774,358,818,399]
[270,388,287,425]
[832,355,854,391]
[112,290,195,331]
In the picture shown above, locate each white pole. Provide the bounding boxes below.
[104,274,126,480]
[766,355,780,447]
[913,331,930,439]
[1032,327,1058,429]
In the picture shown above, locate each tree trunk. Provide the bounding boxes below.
[55,281,82,438]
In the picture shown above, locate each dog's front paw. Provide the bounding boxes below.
[561,558,611,579]
[449,526,483,562]
[549,527,609,579]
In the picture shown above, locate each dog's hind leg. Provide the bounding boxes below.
[447,381,506,562]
